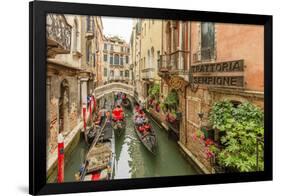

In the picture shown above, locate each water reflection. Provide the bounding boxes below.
[64,93,198,182]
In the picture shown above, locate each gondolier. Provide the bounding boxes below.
[112,105,124,122]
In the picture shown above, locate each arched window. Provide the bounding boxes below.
[201,22,215,60]
[86,42,91,64]
[147,50,150,68]
[86,16,91,32]
[120,55,124,65]
[230,100,242,108]
[166,22,171,54]
[151,47,155,67]
[125,70,129,77]
[110,54,113,65]
[59,79,69,134]
[114,54,119,65]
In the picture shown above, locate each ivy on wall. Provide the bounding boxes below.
[148,83,160,99]
[209,100,264,172]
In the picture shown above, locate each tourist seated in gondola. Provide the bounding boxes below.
[112,105,124,122]
[143,122,151,132]
[135,104,141,113]
[138,122,151,136]
[135,114,144,126]
[95,111,102,126]
[105,111,111,123]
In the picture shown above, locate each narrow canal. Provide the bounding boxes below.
[64,93,198,182]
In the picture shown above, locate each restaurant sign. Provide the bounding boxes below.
[191,60,244,87]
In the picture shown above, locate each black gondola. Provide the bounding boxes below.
[79,120,115,181]
[121,98,131,109]
[133,110,157,154]
[112,119,126,137]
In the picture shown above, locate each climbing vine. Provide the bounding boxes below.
[163,90,179,111]
[148,83,160,99]
[209,100,264,172]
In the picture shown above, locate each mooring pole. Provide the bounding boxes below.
[57,133,64,183]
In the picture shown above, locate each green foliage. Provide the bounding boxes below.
[163,90,179,110]
[148,83,160,99]
[209,100,264,172]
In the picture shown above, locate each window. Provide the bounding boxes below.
[110,44,114,51]
[92,19,95,32]
[73,19,78,52]
[120,55,124,65]
[86,16,91,31]
[114,54,119,65]
[104,43,107,50]
[121,46,124,52]
[201,22,215,60]
[86,44,91,64]
[93,54,96,67]
[151,47,154,68]
[110,70,114,77]
[120,71,123,77]
[110,54,113,65]
[104,54,107,62]
[125,70,129,77]
[157,51,160,61]
[144,24,146,36]
[126,56,129,64]
[104,68,107,77]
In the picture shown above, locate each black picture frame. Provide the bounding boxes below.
[29,1,273,195]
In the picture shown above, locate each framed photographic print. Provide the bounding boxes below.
[29,0,273,195]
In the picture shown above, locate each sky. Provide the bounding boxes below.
[102,16,133,43]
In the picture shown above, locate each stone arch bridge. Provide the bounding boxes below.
[93,82,135,103]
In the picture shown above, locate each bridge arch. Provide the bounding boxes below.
[93,82,135,103]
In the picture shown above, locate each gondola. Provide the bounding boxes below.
[111,119,126,137]
[133,110,157,154]
[121,98,131,109]
[79,120,115,181]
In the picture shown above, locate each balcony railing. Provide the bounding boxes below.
[109,76,126,81]
[46,14,72,54]
[141,68,155,79]
[193,47,215,63]
[158,50,188,75]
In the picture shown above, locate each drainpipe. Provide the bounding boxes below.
[188,21,192,80]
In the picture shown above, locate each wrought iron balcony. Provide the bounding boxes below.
[46,14,72,56]
[158,50,188,76]
[141,68,155,80]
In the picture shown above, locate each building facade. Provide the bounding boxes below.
[157,21,264,172]
[130,19,142,101]
[46,14,104,181]
[139,19,162,102]
[182,22,264,172]
[102,36,131,84]
[81,16,104,89]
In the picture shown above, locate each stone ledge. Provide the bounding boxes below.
[178,141,211,174]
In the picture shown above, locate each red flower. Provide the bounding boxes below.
[205,139,214,146]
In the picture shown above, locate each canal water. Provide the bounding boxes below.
[64,94,198,182]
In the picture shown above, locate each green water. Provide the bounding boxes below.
[114,107,198,179]
[64,94,199,182]
[64,135,88,182]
